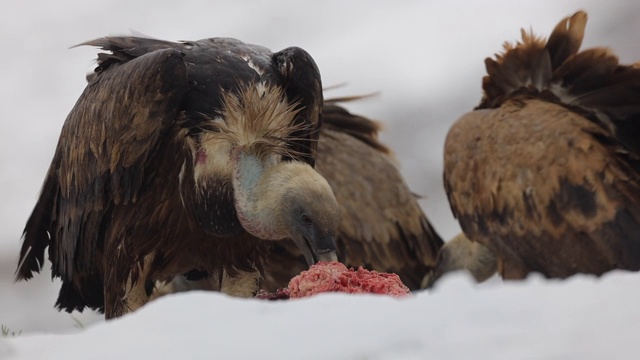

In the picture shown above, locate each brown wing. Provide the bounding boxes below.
[263,103,443,291]
[443,11,640,280]
[16,48,188,309]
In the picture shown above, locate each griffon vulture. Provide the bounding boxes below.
[429,11,640,286]
[15,37,341,319]
[153,101,445,296]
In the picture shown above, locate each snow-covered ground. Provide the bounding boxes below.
[1,0,640,358]
[3,272,640,360]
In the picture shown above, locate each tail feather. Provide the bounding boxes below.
[546,11,587,69]
[15,170,58,281]
[479,10,640,153]
[481,12,587,107]
[481,11,588,106]
[553,48,618,89]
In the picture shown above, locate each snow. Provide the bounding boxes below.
[1,0,640,358]
[3,273,640,359]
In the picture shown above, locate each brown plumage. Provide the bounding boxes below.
[436,11,640,284]
[15,36,341,318]
[262,102,444,291]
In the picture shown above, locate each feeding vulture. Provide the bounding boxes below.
[15,36,341,319]
[152,100,444,297]
[261,102,443,291]
[427,11,640,286]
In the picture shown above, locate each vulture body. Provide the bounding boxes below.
[16,37,341,318]
[434,11,640,284]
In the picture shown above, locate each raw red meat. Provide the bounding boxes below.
[256,261,410,300]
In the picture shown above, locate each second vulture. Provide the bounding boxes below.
[429,11,640,286]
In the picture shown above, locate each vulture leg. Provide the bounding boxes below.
[146,269,261,305]
[150,276,219,302]
[219,269,262,298]
[104,254,155,319]
[122,279,151,314]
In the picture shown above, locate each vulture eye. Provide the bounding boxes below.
[301,213,313,225]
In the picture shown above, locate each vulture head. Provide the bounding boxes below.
[232,150,340,265]
[422,233,497,288]
[188,81,340,265]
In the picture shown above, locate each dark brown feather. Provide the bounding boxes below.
[18,48,189,312]
[272,48,324,166]
[443,11,640,281]
[263,103,443,291]
[321,103,391,154]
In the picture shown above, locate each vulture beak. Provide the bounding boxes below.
[292,232,338,266]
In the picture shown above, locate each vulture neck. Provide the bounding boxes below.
[444,233,497,283]
[232,149,285,240]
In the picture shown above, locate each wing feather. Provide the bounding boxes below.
[17,48,188,284]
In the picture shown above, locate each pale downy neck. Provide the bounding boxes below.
[231,149,284,240]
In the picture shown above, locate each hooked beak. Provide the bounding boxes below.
[292,232,337,266]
